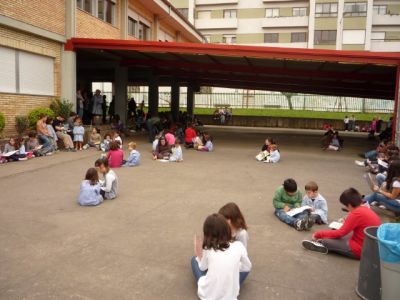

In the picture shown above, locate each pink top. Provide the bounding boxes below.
[165,132,176,146]
[107,149,124,168]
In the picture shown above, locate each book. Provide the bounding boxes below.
[286,205,312,217]
[1,150,18,157]
[329,221,343,230]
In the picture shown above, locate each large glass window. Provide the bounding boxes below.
[128,17,137,37]
[264,33,279,43]
[373,5,387,16]
[315,3,338,17]
[77,0,92,13]
[265,8,279,18]
[291,32,307,43]
[138,22,150,41]
[223,9,237,19]
[293,7,307,17]
[314,30,337,44]
[344,2,367,17]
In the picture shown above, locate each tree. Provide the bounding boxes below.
[281,92,295,110]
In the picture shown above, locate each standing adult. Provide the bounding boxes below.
[140,100,145,111]
[343,116,349,131]
[108,96,115,124]
[376,116,383,134]
[102,95,108,124]
[128,97,137,119]
[91,89,103,125]
[77,89,84,118]
[36,114,54,152]
[52,115,76,151]
[83,91,91,125]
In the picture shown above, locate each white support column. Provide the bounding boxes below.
[120,0,128,39]
[308,0,316,49]
[152,15,160,41]
[61,0,77,110]
[336,0,344,50]
[188,0,195,24]
[365,0,374,51]
[114,66,128,125]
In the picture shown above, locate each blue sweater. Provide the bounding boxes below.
[78,180,103,206]
[123,150,140,167]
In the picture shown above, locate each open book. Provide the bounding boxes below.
[286,205,312,217]
[329,221,343,230]
[1,150,18,157]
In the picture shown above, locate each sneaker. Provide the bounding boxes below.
[370,201,379,206]
[304,215,315,231]
[302,240,328,254]
[45,152,53,156]
[18,157,28,161]
[294,219,306,231]
[83,144,89,150]
[355,160,365,167]
[378,205,387,210]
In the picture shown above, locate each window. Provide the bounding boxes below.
[265,8,279,18]
[293,7,307,17]
[373,5,387,16]
[138,22,150,40]
[222,35,236,44]
[342,30,365,44]
[314,30,337,44]
[128,17,137,37]
[97,0,115,25]
[177,8,189,19]
[371,32,385,41]
[223,9,237,19]
[77,0,92,13]
[315,3,338,17]
[344,2,367,17]
[264,33,279,43]
[204,35,210,43]
[0,46,54,96]
[197,10,211,19]
[291,32,307,43]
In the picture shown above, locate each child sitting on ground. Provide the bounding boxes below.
[152,133,162,152]
[73,117,85,151]
[263,144,280,163]
[95,158,118,200]
[123,142,140,167]
[101,133,112,152]
[78,168,103,206]
[2,137,27,162]
[26,131,47,156]
[169,139,183,162]
[273,178,314,231]
[218,202,249,248]
[113,131,123,149]
[107,141,124,168]
[153,137,171,160]
[165,129,176,146]
[85,127,101,150]
[301,181,328,225]
[190,213,252,300]
[255,137,275,161]
[197,133,214,152]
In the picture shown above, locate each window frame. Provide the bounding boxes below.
[315,3,338,17]
[373,5,387,16]
[291,32,307,43]
[265,8,279,18]
[222,35,236,44]
[223,9,237,19]
[343,2,367,17]
[264,33,279,43]
[128,17,137,37]
[314,30,337,45]
[292,7,307,17]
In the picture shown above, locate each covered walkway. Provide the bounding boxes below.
[65,39,400,141]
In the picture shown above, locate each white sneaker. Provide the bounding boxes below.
[18,157,28,161]
[302,240,328,254]
[46,152,53,156]
[370,201,378,206]
[355,160,365,167]
[378,205,387,210]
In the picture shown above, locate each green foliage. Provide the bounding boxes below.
[50,98,73,119]
[27,107,55,129]
[0,112,5,137]
[14,115,29,136]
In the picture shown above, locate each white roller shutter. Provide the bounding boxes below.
[19,51,54,95]
[0,46,17,93]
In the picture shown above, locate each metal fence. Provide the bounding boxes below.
[128,92,394,113]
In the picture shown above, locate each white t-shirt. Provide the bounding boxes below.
[392,180,400,203]
[196,241,252,300]
[234,229,249,249]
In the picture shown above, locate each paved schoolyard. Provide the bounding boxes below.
[0,126,379,299]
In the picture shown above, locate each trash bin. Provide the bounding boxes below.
[377,223,400,300]
[356,226,381,300]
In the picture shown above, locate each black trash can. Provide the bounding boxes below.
[356,226,381,300]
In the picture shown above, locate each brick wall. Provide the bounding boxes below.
[0,26,61,137]
[76,9,121,39]
[0,0,65,36]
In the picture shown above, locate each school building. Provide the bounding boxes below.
[0,0,203,135]
[170,0,400,51]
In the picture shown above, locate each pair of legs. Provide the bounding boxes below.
[303,234,357,259]
[364,192,400,211]
[74,141,83,150]
[56,132,74,149]
[275,209,309,228]
[190,257,249,285]
[37,134,53,151]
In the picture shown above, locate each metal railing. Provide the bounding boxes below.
[127,92,394,113]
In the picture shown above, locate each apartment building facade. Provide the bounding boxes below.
[0,0,203,135]
[169,0,400,51]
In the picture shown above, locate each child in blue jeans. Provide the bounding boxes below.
[273,178,314,231]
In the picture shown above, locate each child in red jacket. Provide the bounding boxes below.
[302,188,381,259]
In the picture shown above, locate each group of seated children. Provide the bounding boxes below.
[273,178,382,259]
[152,133,183,162]
[184,124,214,152]
[191,203,251,300]
[255,137,280,163]
[321,127,344,151]
[78,158,119,206]
[106,140,140,168]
